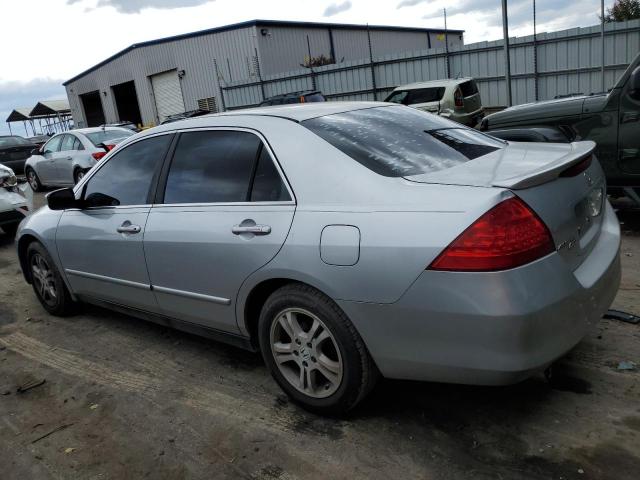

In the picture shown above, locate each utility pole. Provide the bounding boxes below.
[601,0,606,92]
[501,0,512,106]
[444,8,450,78]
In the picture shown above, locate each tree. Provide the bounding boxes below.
[604,0,640,22]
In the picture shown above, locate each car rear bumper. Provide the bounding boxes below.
[338,201,621,385]
[450,108,485,126]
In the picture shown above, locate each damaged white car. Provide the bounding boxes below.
[0,165,32,237]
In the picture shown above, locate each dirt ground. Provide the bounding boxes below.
[1,194,639,480]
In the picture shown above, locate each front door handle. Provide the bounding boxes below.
[117,222,141,234]
[232,224,271,235]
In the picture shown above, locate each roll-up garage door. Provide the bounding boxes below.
[150,70,185,122]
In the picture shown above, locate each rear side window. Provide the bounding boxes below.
[251,146,291,202]
[459,80,479,97]
[163,131,290,204]
[83,135,172,206]
[302,105,503,177]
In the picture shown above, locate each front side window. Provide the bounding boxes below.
[302,105,504,177]
[60,135,75,152]
[83,134,172,207]
[43,135,63,154]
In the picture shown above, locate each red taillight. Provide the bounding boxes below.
[454,88,464,108]
[428,197,555,272]
[92,151,107,161]
[559,155,592,177]
[105,144,116,151]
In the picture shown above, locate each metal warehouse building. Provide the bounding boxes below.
[63,19,463,128]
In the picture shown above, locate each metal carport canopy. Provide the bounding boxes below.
[5,107,32,122]
[29,99,71,117]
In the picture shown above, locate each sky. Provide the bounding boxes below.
[0,0,607,135]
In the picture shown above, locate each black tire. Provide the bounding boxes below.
[26,167,43,192]
[73,168,86,185]
[26,242,77,316]
[1,223,18,237]
[258,283,378,415]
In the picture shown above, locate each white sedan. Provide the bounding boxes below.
[25,127,134,191]
[0,164,31,237]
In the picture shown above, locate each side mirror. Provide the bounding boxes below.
[84,192,120,208]
[629,66,640,99]
[47,188,78,211]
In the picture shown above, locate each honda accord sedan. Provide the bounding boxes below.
[16,102,621,414]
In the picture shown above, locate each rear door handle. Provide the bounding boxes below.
[232,225,271,235]
[117,222,141,234]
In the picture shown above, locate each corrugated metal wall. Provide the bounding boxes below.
[223,20,640,110]
[65,24,459,128]
[66,26,260,127]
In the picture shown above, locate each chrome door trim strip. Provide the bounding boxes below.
[65,269,151,290]
[153,285,231,305]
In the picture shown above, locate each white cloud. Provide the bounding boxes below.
[67,0,216,14]
[324,1,352,17]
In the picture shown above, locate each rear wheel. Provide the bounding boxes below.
[258,284,378,415]
[27,242,77,316]
[26,167,43,192]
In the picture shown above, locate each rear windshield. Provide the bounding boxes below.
[302,105,504,177]
[385,87,445,105]
[0,136,32,147]
[85,129,134,146]
[459,80,479,97]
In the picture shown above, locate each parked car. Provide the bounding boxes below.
[0,164,31,236]
[25,127,134,191]
[28,135,53,148]
[16,102,620,414]
[258,90,325,107]
[160,110,211,125]
[480,52,640,205]
[384,78,484,126]
[0,135,37,175]
[101,121,139,132]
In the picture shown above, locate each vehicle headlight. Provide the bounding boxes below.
[0,173,18,188]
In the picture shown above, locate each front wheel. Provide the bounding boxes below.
[258,284,378,415]
[27,242,77,316]
[26,168,43,192]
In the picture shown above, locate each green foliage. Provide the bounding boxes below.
[604,0,640,22]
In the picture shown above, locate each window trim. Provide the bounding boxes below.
[154,126,296,207]
[72,131,176,210]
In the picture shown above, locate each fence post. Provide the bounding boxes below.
[601,0,605,92]
[254,47,266,101]
[533,0,539,101]
[366,24,378,100]
[502,0,513,106]
[213,58,227,112]
[444,9,450,78]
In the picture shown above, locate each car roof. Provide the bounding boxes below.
[59,127,132,135]
[220,101,391,122]
[392,78,474,91]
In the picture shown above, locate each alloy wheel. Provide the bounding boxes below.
[270,308,343,398]
[27,170,38,190]
[30,253,58,307]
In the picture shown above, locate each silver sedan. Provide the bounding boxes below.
[16,103,621,414]
[24,127,134,191]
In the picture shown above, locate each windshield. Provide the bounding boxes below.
[0,136,33,148]
[302,105,504,177]
[85,129,134,146]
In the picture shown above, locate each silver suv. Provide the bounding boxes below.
[385,78,484,126]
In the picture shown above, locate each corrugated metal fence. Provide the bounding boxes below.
[221,19,640,110]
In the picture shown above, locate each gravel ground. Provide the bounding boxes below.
[1,194,639,480]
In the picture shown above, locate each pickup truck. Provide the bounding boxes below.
[480,52,640,205]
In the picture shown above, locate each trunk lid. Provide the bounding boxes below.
[405,140,605,270]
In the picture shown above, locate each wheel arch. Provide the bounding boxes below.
[239,276,340,351]
[17,233,40,283]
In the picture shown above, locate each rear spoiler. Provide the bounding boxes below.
[493,141,596,190]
